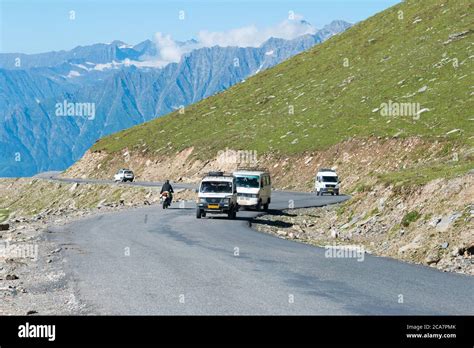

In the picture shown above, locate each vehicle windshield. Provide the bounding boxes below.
[235,175,260,188]
[322,176,338,183]
[124,171,133,174]
[200,181,233,193]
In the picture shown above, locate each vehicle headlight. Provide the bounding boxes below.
[199,198,207,203]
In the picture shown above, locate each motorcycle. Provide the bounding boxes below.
[161,191,172,209]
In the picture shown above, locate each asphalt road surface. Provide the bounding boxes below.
[43,175,474,315]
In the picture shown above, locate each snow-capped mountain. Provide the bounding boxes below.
[0,20,352,177]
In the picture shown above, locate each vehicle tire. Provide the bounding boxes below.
[256,200,262,211]
[331,192,335,196]
[202,212,206,218]
[316,191,320,196]
[162,200,167,209]
[196,208,202,219]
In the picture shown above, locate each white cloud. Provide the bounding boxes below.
[197,16,315,48]
[145,32,200,66]
[154,32,184,63]
[141,15,316,68]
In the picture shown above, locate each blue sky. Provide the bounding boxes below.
[0,0,401,54]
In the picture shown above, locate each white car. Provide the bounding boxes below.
[114,169,134,182]
[233,168,271,210]
[196,172,238,219]
[315,168,340,196]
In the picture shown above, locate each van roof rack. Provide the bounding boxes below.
[206,171,233,177]
[319,168,336,172]
[208,171,223,176]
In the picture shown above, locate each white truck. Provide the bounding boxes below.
[196,172,238,219]
[315,168,340,196]
[233,168,271,210]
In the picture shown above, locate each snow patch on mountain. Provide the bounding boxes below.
[66,70,81,78]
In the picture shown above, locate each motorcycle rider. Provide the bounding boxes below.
[160,180,174,204]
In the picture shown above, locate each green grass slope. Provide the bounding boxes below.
[92,0,473,162]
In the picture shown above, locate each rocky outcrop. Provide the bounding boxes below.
[63,137,452,191]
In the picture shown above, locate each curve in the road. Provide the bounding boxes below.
[42,176,474,315]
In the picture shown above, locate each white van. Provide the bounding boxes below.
[233,168,271,210]
[196,172,238,219]
[315,168,340,196]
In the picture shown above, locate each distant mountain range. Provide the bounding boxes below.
[0,20,351,177]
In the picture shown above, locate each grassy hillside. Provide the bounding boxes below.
[91,0,472,165]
